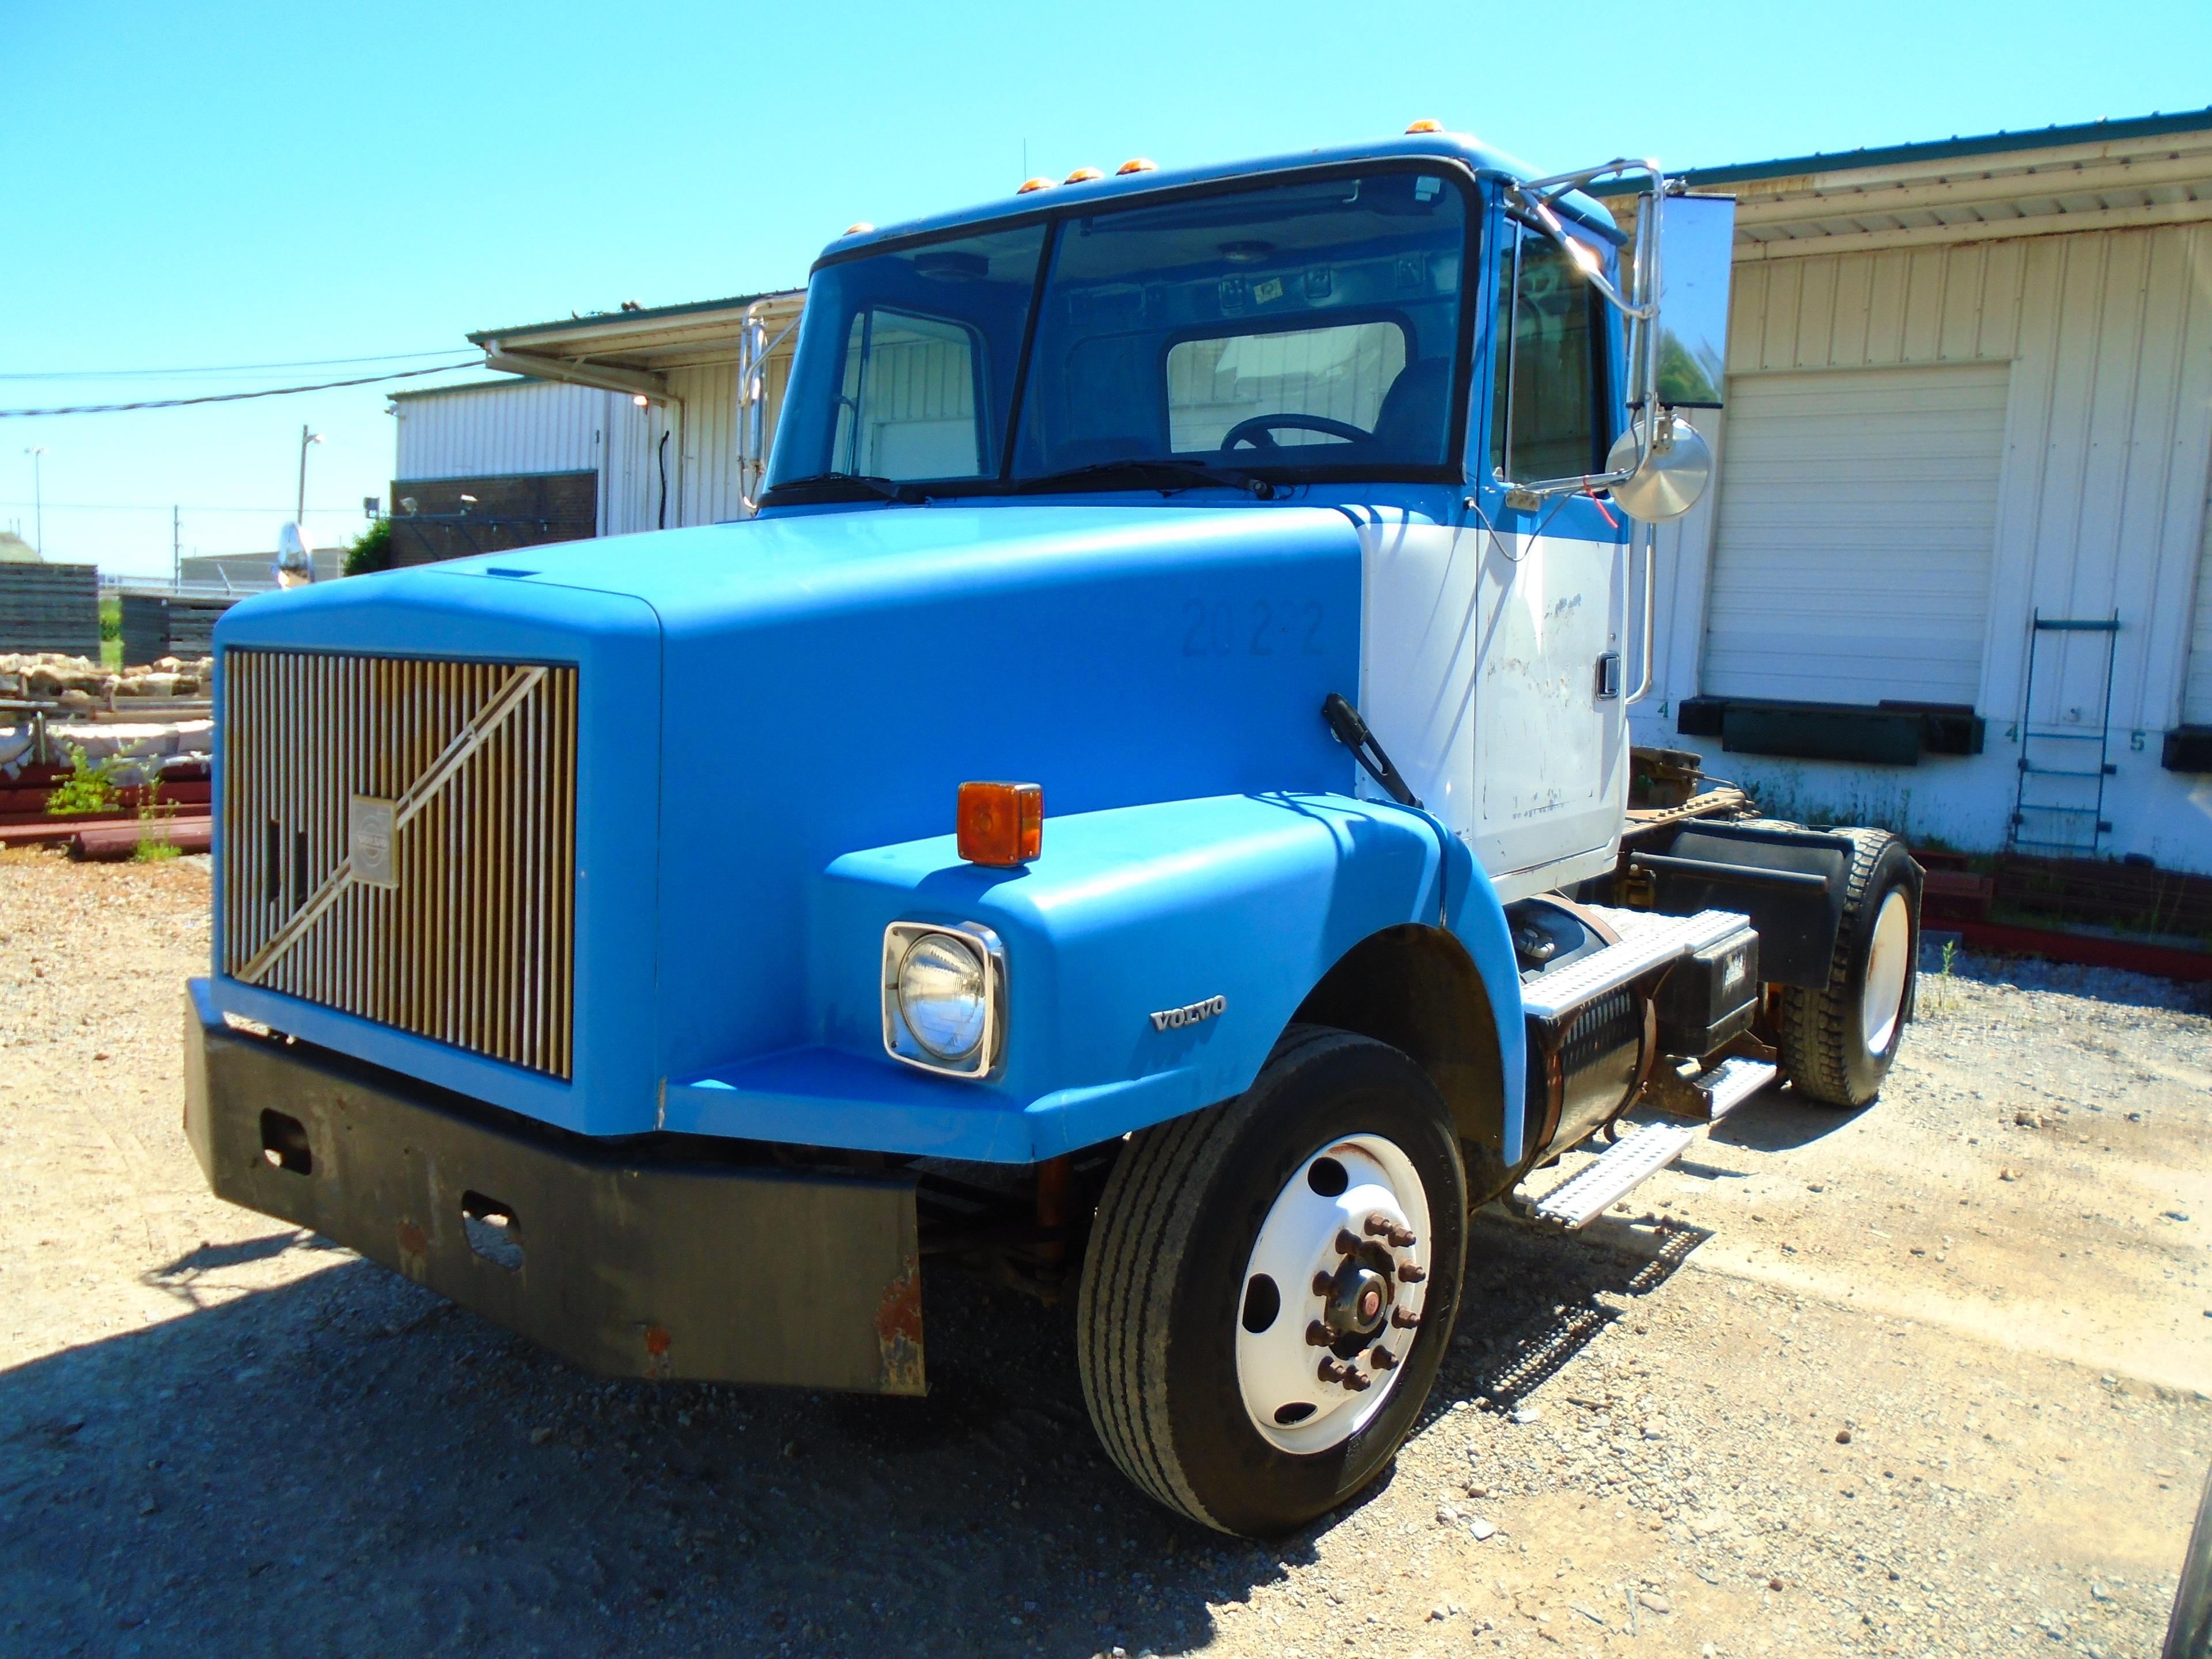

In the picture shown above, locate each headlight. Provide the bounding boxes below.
[897,931,987,1060]
[881,921,1005,1078]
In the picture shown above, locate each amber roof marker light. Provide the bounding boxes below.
[1404,118,1444,134]
[958,782,1043,867]
[1065,166,1105,184]
[1116,158,1158,175]
[1016,176,1058,195]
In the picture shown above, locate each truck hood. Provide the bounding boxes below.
[213,502,1370,1132]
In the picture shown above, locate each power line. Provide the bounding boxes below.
[0,360,480,417]
[0,348,469,381]
[0,500,366,513]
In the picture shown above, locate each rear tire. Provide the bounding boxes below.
[1778,828,1921,1108]
[1077,1026,1467,1536]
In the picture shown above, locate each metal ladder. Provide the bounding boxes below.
[2009,611,2120,859]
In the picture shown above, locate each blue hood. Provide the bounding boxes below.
[214,503,1369,1133]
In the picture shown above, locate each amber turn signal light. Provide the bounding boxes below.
[957,781,1043,866]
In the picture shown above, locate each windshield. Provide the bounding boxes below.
[766,168,1472,499]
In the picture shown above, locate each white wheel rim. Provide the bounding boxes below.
[1862,889,1911,1054]
[1234,1134,1432,1455]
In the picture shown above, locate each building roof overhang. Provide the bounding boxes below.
[465,289,806,400]
[1683,108,2212,260]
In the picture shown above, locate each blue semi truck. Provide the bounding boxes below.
[184,126,1921,1536]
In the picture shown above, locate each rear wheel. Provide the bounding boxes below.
[1778,828,1921,1107]
[1077,1027,1466,1536]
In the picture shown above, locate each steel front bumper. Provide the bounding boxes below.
[181,983,924,1395]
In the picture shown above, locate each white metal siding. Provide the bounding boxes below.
[671,364,741,527]
[1700,364,2009,706]
[393,381,604,480]
[2187,489,2212,723]
[1636,218,2212,869]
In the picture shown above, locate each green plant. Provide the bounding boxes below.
[46,744,118,815]
[99,595,120,641]
[344,516,393,578]
[132,774,180,861]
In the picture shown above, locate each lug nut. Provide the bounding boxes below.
[1363,1211,1394,1237]
[1312,1271,1335,1298]
[1317,1357,1347,1384]
[1391,1308,1422,1329]
[1342,1365,1373,1392]
[1396,1262,1427,1283]
[1388,1224,1417,1248]
[1334,1229,1362,1256]
[1305,1320,1332,1347]
[1370,1346,1397,1370]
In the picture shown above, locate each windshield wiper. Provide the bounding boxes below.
[1011,459,1276,499]
[757,472,926,506]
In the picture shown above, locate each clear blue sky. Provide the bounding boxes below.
[5,0,2208,575]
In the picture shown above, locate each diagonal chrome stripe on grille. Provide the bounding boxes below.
[221,651,578,1078]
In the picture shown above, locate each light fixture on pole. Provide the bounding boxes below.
[22,447,46,554]
[296,425,323,524]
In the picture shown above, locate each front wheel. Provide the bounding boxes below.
[1077,1027,1467,1536]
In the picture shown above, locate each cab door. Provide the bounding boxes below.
[1466,207,1631,897]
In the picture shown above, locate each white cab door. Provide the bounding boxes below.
[1359,514,1628,900]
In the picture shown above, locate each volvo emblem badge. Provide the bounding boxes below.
[349,796,399,889]
[1150,995,1226,1032]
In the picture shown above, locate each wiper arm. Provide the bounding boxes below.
[757,472,925,506]
[1012,459,1275,498]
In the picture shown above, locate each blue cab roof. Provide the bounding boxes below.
[818,130,1625,267]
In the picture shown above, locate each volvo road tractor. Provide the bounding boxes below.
[186,124,1923,1537]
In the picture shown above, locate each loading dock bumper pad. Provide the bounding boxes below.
[182,986,924,1395]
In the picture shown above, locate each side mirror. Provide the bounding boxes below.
[1647,193,1734,410]
[1606,408,1711,522]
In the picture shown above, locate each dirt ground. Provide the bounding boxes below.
[1,845,2207,1658]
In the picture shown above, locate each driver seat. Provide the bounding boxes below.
[1369,359,1452,463]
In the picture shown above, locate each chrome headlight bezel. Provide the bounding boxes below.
[881,921,1006,1080]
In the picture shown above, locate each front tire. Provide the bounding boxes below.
[1778,828,1921,1107]
[1077,1027,1467,1536]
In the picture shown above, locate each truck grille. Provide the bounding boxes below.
[219,650,578,1079]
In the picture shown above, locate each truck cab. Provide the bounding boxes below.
[185,126,1919,1537]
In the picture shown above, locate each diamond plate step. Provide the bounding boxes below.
[1530,1123,1698,1230]
[1519,908,1747,1021]
[1696,1056,1777,1121]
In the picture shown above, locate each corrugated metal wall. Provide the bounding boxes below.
[2188,497,2212,723]
[395,381,605,481]
[399,337,800,537]
[1637,221,2212,868]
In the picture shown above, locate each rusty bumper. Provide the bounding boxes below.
[182,983,924,1395]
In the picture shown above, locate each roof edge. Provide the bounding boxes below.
[1684,106,2212,187]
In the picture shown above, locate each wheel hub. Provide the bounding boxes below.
[1234,1135,1433,1455]
[1323,1261,1392,1340]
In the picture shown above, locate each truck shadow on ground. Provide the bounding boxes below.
[0,1214,1703,1659]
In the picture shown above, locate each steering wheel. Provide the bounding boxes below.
[1219,413,1373,452]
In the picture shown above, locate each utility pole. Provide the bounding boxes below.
[296,425,323,526]
[172,506,181,589]
[23,446,46,554]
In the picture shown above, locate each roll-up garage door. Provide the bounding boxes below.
[1701,364,2010,707]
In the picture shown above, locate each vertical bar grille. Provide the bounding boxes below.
[221,650,578,1080]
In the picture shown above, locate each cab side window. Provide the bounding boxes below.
[1489,225,1608,482]
[832,308,984,480]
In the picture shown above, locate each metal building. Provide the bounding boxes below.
[388,290,802,562]
[1638,108,2212,875]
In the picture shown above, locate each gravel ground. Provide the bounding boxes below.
[1,846,2207,1658]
